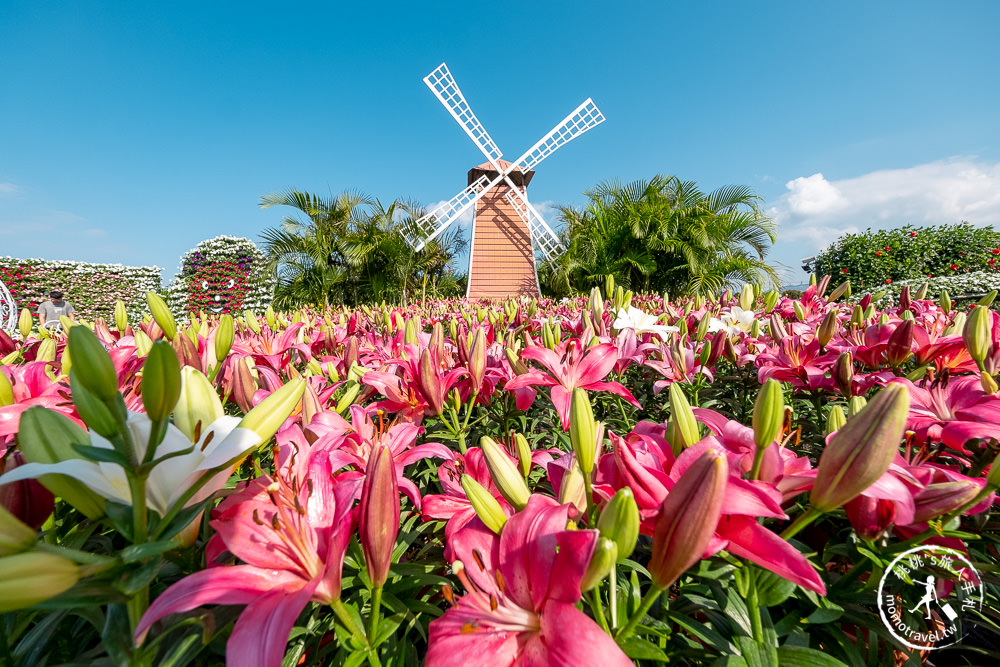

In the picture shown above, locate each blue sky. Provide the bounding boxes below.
[2,2,999,287]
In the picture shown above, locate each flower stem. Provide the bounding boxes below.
[780,507,822,541]
[368,585,383,646]
[614,584,664,642]
[589,589,611,635]
[330,599,367,642]
[609,567,619,629]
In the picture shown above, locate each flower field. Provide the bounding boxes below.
[1,278,1000,666]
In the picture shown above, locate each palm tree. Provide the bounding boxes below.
[541,175,778,297]
[259,190,467,308]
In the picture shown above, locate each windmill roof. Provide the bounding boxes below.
[473,159,522,172]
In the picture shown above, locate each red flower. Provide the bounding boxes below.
[950,264,959,270]
[992,248,1000,255]
[886,279,892,284]
[876,251,883,257]
[841,268,849,274]
[909,232,917,237]
[989,260,996,266]
[928,274,933,278]
[960,251,966,256]
[885,246,891,251]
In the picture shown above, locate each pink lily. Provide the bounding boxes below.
[504,340,640,430]
[136,428,356,667]
[426,494,632,667]
[902,376,1000,452]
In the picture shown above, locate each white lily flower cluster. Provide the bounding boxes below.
[708,306,756,337]
[613,306,679,340]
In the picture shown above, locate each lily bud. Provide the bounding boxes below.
[35,338,57,363]
[939,290,952,314]
[886,319,914,367]
[581,537,618,592]
[753,379,784,450]
[244,310,261,334]
[145,292,176,341]
[172,367,225,442]
[848,395,867,416]
[769,313,788,341]
[589,286,605,322]
[817,310,839,348]
[605,274,615,299]
[460,475,507,534]
[141,341,181,422]
[359,445,399,588]
[541,322,557,351]
[827,280,850,302]
[762,290,779,313]
[900,309,914,322]
[833,352,854,397]
[914,282,929,301]
[982,372,999,396]
[811,383,910,512]
[816,274,831,298]
[912,482,981,523]
[667,384,700,456]
[17,309,32,340]
[695,313,711,340]
[558,458,587,515]
[986,451,1000,490]
[513,433,532,478]
[979,289,998,307]
[69,370,118,438]
[239,377,306,445]
[468,327,486,393]
[0,372,12,407]
[113,300,128,333]
[0,504,37,556]
[850,305,864,328]
[864,305,875,321]
[597,487,640,562]
[133,329,153,357]
[736,284,753,311]
[335,381,362,414]
[429,323,444,361]
[819,402,846,435]
[899,286,912,311]
[792,301,806,322]
[649,448,728,589]
[964,305,992,369]
[945,311,966,336]
[214,314,235,362]
[0,552,80,613]
[569,388,598,477]
[404,318,418,345]
[418,348,444,416]
[265,305,276,330]
[480,436,530,510]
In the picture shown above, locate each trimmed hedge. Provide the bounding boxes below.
[809,223,1000,289]
[165,236,274,316]
[0,257,161,322]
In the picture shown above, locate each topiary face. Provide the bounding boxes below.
[185,262,249,314]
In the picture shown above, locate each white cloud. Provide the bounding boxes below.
[0,183,21,196]
[768,158,1000,255]
[766,158,1000,286]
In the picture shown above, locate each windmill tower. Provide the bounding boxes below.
[404,63,605,298]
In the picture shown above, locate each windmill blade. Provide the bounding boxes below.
[503,179,566,262]
[424,63,504,170]
[512,98,605,173]
[403,173,493,251]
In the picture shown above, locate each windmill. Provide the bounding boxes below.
[404,63,605,298]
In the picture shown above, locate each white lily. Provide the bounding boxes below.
[0,369,304,516]
[707,307,756,337]
[612,306,678,340]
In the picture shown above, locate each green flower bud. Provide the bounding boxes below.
[569,388,598,477]
[0,372,13,407]
[792,301,806,322]
[696,313,711,340]
[404,318,418,345]
[753,379,785,450]
[69,370,118,439]
[335,381,361,414]
[964,305,992,369]
[945,312,966,336]
[982,372,999,396]
[0,552,79,612]
[914,282,929,301]
[827,280,851,302]
[133,329,153,357]
[848,395,867,416]
[17,309,32,340]
[604,274,615,299]
[979,290,997,308]
[0,505,37,556]
[145,292,176,341]
[762,290,779,313]
[597,488,639,562]
[850,305,864,328]
[265,305,276,330]
[113,301,128,333]
[141,341,181,422]
[480,436,530,511]
[513,433,532,479]
[739,284,755,311]
[816,310,839,347]
[35,338,57,363]
[825,405,847,436]
[66,327,117,402]
[460,475,506,534]
[244,311,262,335]
[581,537,618,592]
[239,377,306,445]
[940,290,952,314]
[667,383,700,456]
[213,314,235,363]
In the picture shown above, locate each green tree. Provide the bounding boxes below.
[540,175,778,297]
[259,189,465,308]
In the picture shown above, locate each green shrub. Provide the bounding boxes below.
[810,223,1000,288]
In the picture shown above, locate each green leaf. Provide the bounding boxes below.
[619,636,669,662]
[72,443,132,466]
[120,539,181,563]
[737,635,777,667]
[776,645,850,667]
[754,569,797,607]
[105,500,134,541]
[116,557,164,596]
[667,611,736,653]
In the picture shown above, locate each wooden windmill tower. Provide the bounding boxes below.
[404,63,605,298]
